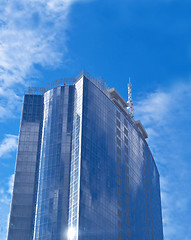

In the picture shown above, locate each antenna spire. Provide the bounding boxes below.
[127,77,134,118]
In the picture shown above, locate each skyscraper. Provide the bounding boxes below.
[7,70,163,240]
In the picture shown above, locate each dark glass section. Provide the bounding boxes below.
[7,94,43,240]
[23,95,43,122]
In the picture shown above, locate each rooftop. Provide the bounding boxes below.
[27,70,109,95]
[27,70,148,139]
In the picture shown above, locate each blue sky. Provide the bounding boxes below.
[0,0,191,239]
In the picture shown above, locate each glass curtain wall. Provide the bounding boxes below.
[77,78,163,240]
[7,95,43,240]
[78,78,118,239]
[34,86,74,240]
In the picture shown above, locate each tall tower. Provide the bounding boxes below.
[127,77,134,118]
[7,70,163,240]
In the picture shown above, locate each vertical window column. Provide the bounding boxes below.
[124,119,131,240]
[143,148,153,240]
[116,111,123,240]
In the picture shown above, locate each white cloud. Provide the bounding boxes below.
[0,174,14,205]
[7,174,14,195]
[0,194,10,204]
[0,174,15,240]
[0,0,68,87]
[135,81,191,139]
[0,87,22,120]
[136,91,171,126]
[0,0,88,120]
[0,134,18,159]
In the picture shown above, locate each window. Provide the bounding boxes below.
[118,209,122,218]
[117,167,122,176]
[117,187,122,197]
[125,146,128,154]
[125,155,129,164]
[127,228,131,238]
[116,111,121,119]
[126,195,130,204]
[118,220,122,230]
[117,119,121,128]
[117,176,121,186]
[126,206,130,215]
[126,216,130,226]
[124,119,128,127]
[125,165,129,174]
[124,127,128,136]
[117,128,121,137]
[126,185,129,194]
[125,175,129,184]
[124,137,128,145]
[117,138,121,146]
[118,198,122,208]
[118,232,123,240]
[117,147,121,156]
[117,157,121,165]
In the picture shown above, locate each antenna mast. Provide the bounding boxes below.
[127,77,134,118]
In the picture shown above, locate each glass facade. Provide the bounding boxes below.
[7,71,163,240]
[34,86,74,240]
[7,95,43,240]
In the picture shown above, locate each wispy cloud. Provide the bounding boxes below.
[136,91,172,127]
[7,174,14,195]
[0,174,15,239]
[136,81,191,137]
[0,0,71,87]
[135,81,191,240]
[0,0,88,120]
[0,134,18,159]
